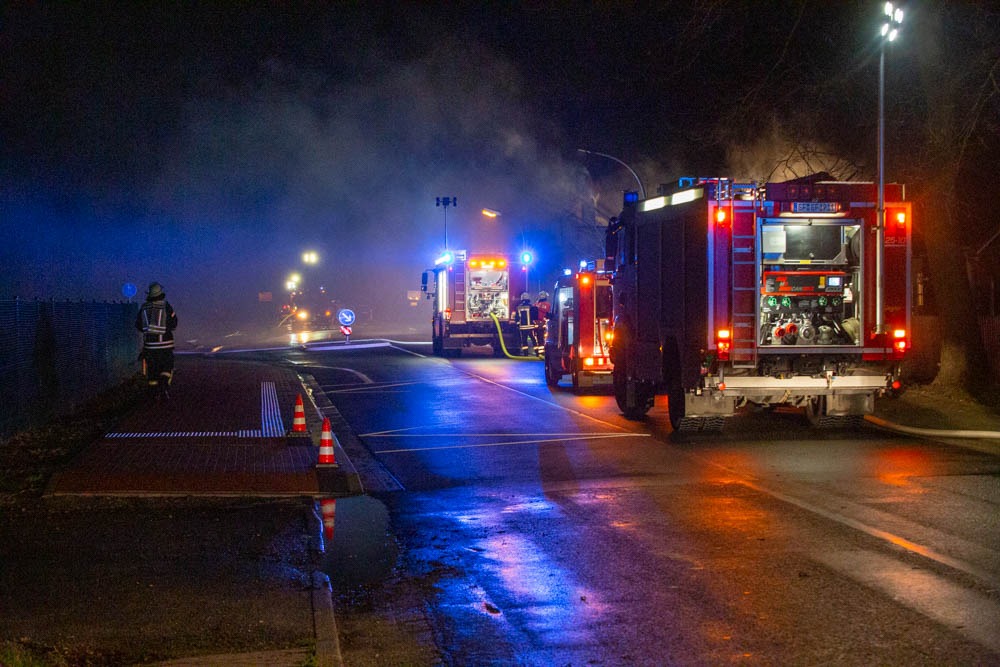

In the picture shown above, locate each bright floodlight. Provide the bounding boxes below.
[481,208,501,218]
[302,250,319,264]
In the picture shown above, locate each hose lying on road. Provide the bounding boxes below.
[489,313,543,361]
[865,414,1000,439]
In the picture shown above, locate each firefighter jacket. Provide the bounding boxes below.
[136,299,178,350]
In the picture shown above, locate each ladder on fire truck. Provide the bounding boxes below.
[725,180,760,368]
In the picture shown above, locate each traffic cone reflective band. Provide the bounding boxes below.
[320,498,336,541]
[289,394,308,435]
[318,418,336,465]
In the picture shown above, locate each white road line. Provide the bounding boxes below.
[389,344,429,358]
[687,449,1000,589]
[817,549,1000,653]
[323,381,419,394]
[453,368,630,431]
[374,433,648,454]
[260,381,285,437]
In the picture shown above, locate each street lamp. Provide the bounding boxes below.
[577,148,646,200]
[302,250,319,265]
[876,1,903,334]
[436,196,457,249]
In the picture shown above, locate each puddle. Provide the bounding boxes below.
[317,495,398,589]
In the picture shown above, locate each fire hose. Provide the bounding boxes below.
[489,313,543,361]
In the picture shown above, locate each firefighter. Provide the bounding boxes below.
[135,281,178,398]
[515,292,539,352]
[535,291,551,320]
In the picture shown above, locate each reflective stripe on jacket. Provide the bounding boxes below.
[137,300,177,349]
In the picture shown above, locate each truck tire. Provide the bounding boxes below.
[544,352,560,387]
[663,342,686,431]
[614,367,652,419]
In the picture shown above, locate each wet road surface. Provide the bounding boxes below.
[272,342,1000,664]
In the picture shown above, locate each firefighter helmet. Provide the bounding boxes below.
[538,291,549,300]
[520,292,530,301]
[147,282,164,298]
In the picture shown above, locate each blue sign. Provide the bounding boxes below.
[122,282,138,299]
[337,308,356,326]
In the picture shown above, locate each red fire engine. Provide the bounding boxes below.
[422,250,531,357]
[607,173,911,430]
[544,260,614,390]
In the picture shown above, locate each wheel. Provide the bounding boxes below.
[662,340,686,431]
[667,380,685,431]
[614,367,652,420]
[544,352,561,387]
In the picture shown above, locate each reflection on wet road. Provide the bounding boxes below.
[295,344,1000,664]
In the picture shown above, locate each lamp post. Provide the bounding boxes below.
[436,196,457,250]
[577,148,646,200]
[876,1,903,334]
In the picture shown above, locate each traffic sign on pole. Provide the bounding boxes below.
[337,309,356,326]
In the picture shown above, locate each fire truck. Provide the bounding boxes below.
[606,173,911,430]
[421,250,531,357]
[544,260,614,390]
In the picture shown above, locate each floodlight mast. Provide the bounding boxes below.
[876,2,903,334]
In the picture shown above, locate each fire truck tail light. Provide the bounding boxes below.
[715,209,728,226]
[716,328,731,361]
[581,275,591,286]
[444,307,452,321]
[892,329,907,355]
[583,357,594,367]
[895,212,906,227]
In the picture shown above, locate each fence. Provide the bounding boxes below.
[0,299,141,436]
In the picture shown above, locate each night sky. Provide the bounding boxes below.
[2,2,997,336]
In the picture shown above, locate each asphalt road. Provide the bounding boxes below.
[267,340,1000,665]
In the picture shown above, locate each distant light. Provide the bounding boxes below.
[434,251,455,266]
[481,208,501,218]
[289,273,301,284]
[563,268,573,276]
[302,250,319,264]
[579,260,587,269]
[521,251,533,264]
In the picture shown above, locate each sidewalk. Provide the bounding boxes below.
[46,354,361,497]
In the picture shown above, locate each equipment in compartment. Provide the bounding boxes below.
[759,270,857,346]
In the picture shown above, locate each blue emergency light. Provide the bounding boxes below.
[521,251,533,264]
[623,191,639,204]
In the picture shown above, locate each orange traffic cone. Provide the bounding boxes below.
[320,497,336,541]
[288,394,309,436]
[318,417,336,465]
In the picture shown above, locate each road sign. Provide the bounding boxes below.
[337,309,356,326]
[340,325,352,336]
[122,282,137,300]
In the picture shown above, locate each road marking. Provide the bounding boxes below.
[373,432,647,454]
[453,368,631,432]
[687,452,1000,590]
[260,381,285,437]
[322,381,419,394]
[817,549,1000,653]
